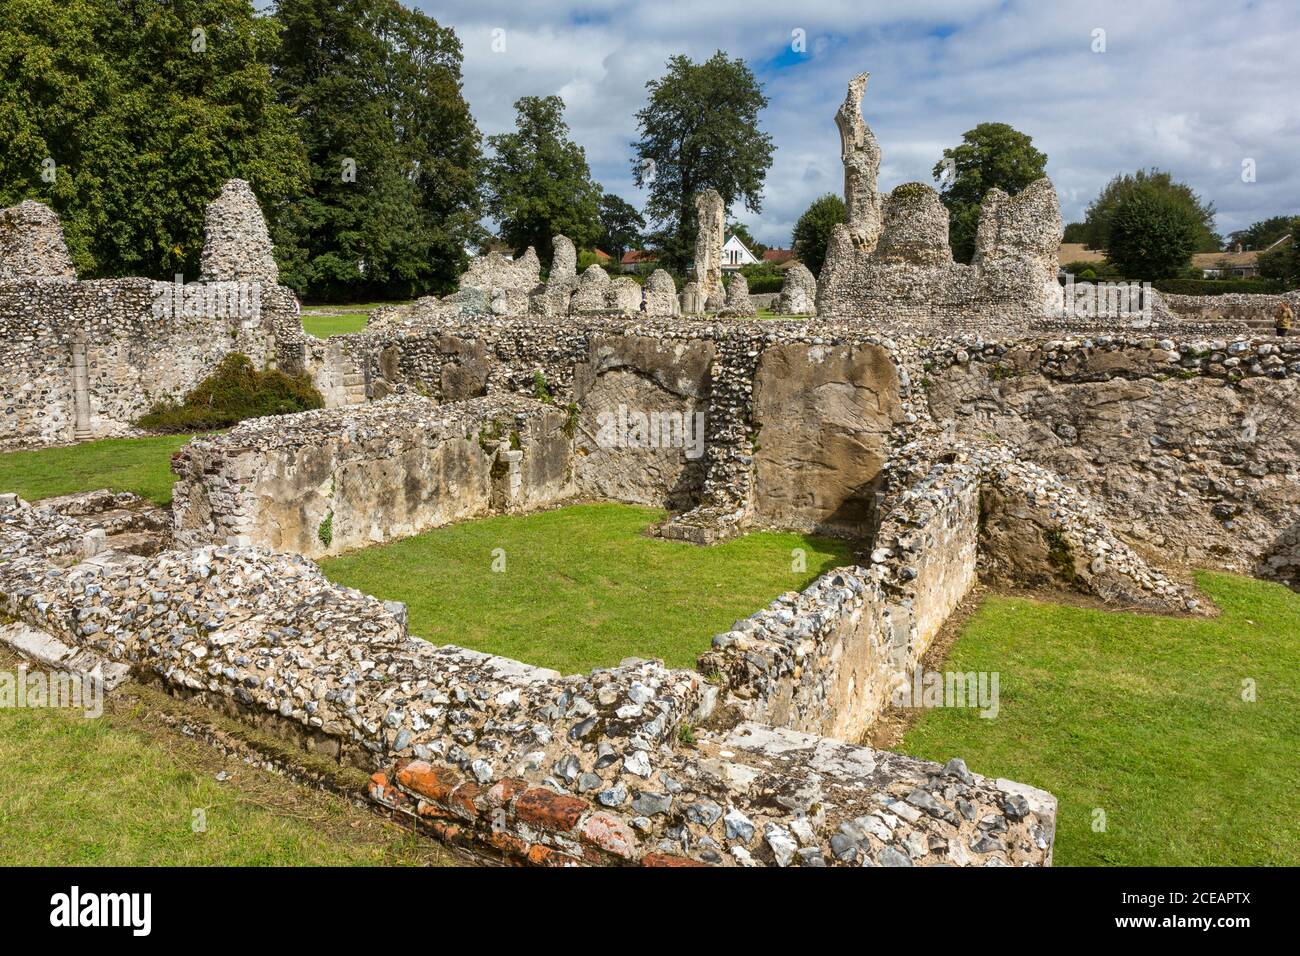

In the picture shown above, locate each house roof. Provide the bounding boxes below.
[1060,235,1291,270]
[763,248,794,264]
[620,249,658,265]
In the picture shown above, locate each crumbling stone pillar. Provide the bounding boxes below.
[693,189,725,312]
[0,200,76,281]
[835,72,884,253]
[199,179,280,284]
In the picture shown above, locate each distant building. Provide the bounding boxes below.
[620,249,658,273]
[762,248,796,268]
[1058,236,1291,280]
[721,234,760,271]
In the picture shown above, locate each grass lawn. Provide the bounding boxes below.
[301,310,370,338]
[0,651,452,866]
[899,571,1300,866]
[0,434,193,506]
[319,502,853,674]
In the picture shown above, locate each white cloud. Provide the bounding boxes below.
[416,0,1300,246]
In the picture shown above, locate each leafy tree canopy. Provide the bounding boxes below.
[1082,168,1219,255]
[791,193,846,277]
[0,0,307,280]
[631,51,774,272]
[272,0,483,300]
[597,192,645,262]
[932,122,1048,263]
[1257,219,1299,287]
[1226,215,1293,252]
[484,95,602,268]
[1103,179,1201,280]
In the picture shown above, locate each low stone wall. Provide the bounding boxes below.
[699,462,980,743]
[1164,291,1300,328]
[171,395,574,559]
[0,491,1056,867]
[0,278,295,448]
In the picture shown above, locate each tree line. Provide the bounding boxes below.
[0,0,772,301]
[4,0,1290,299]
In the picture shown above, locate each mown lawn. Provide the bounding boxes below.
[320,502,853,674]
[899,571,1300,866]
[0,654,452,866]
[301,310,369,338]
[0,434,192,505]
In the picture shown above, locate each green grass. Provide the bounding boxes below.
[0,434,193,506]
[0,675,451,866]
[301,311,370,338]
[319,503,852,674]
[899,571,1300,866]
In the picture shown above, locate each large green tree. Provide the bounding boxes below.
[483,95,601,266]
[1082,168,1219,255]
[1103,181,1201,279]
[272,0,483,300]
[932,122,1048,263]
[791,193,846,277]
[597,192,645,262]
[631,52,774,272]
[1257,220,1299,287]
[0,0,307,279]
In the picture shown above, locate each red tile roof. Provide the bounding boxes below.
[620,250,658,265]
[762,248,794,263]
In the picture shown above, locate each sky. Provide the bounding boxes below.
[413,0,1300,249]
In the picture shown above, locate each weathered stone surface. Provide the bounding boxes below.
[720,273,756,318]
[691,189,726,312]
[199,179,279,285]
[751,342,901,535]
[172,395,575,558]
[778,262,816,315]
[835,71,884,252]
[0,200,76,282]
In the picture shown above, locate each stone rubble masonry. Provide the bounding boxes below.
[778,262,817,315]
[0,200,76,281]
[0,179,306,449]
[171,395,575,559]
[700,461,980,742]
[836,71,884,252]
[690,189,726,313]
[198,179,280,285]
[816,72,1063,325]
[0,276,296,448]
[0,489,1056,867]
[719,273,756,318]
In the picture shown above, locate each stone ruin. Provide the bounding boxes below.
[0,181,297,449]
[816,72,1064,325]
[199,179,280,285]
[3,69,1300,868]
[0,200,77,282]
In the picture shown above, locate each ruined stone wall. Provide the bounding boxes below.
[0,278,292,447]
[1164,291,1300,328]
[172,395,574,559]
[0,490,1056,867]
[920,334,1300,586]
[307,315,919,539]
[699,463,980,743]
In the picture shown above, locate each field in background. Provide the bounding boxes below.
[900,572,1300,866]
[300,301,409,338]
[320,503,853,674]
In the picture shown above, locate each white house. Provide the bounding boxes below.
[721,234,760,271]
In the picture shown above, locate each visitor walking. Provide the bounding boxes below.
[1275,300,1293,337]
